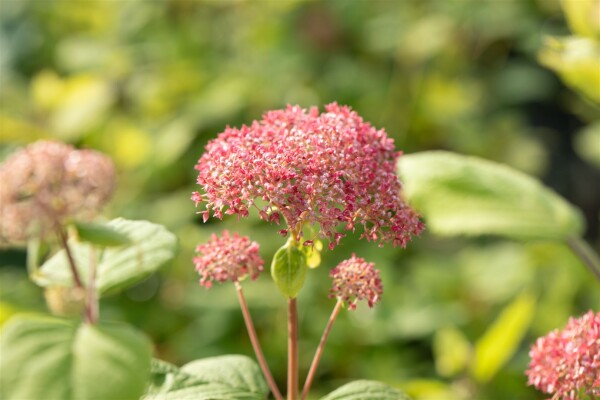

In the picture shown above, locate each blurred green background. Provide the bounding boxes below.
[1,1,599,399]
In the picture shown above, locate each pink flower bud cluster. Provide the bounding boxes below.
[193,103,423,250]
[0,141,116,244]
[193,230,264,288]
[526,310,600,400]
[329,254,383,310]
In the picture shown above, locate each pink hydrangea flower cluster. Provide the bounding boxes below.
[0,141,116,244]
[193,230,264,288]
[329,254,383,310]
[193,103,423,250]
[526,310,600,400]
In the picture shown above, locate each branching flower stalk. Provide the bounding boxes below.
[301,300,342,400]
[301,256,383,399]
[235,282,283,400]
[194,231,282,400]
[0,141,116,324]
[192,104,422,398]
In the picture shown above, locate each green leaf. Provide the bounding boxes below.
[271,239,307,298]
[143,355,269,400]
[72,221,132,247]
[471,291,536,383]
[539,36,600,104]
[433,326,472,377]
[321,380,412,400]
[561,0,600,39]
[398,151,584,240]
[33,218,178,296]
[0,315,152,400]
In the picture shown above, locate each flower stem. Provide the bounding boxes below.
[288,297,299,400]
[566,236,600,281]
[56,226,84,289]
[85,247,99,324]
[235,283,283,400]
[301,300,342,400]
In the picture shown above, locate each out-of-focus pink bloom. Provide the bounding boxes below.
[329,254,382,310]
[193,103,423,249]
[193,230,264,288]
[0,141,116,244]
[526,310,600,400]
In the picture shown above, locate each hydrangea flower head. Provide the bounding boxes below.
[526,310,600,399]
[193,230,264,288]
[193,103,423,249]
[329,254,382,310]
[0,141,116,244]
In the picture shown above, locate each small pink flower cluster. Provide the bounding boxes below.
[526,310,600,400]
[0,141,116,244]
[193,103,423,249]
[193,231,264,288]
[329,254,383,310]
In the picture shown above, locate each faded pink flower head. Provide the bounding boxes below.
[526,310,600,400]
[0,141,116,244]
[329,254,383,310]
[193,103,423,250]
[193,230,264,288]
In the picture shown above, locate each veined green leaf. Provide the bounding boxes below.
[143,355,268,400]
[73,221,132,247]
[321,380,412,400]
[0,316,152,400]
[33,218,177,296]
[398,151,584,240]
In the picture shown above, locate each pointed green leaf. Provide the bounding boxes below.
[33,218,178,296]
[271,239,307,298]
[0,316,152,400]
[143,356,268,400]
[72,221,132,247]
[433,327,472,377]
[398,151,584,240]
[321,380,412,400]
[471,292,536,382]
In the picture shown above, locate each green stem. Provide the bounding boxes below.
[235,283,283,400]
[301,300,342,400]
[288,297,298,400]
[85,247,99,324]
[566,237,600,281]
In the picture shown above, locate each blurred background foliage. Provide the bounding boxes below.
[0,0,599,399]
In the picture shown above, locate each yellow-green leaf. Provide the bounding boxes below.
[471,292,536,383]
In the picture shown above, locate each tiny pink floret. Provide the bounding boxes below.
[526,310,600,399]
[193,230,264,288]
[329,254,383,310]
[193,103,423,249]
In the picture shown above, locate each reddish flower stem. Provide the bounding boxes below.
[288,297,299,400]
[56,226,84,289]
[86,247,99,324]
[301,300,342,400]
[57,226,99,324]
[235,283,283,400]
